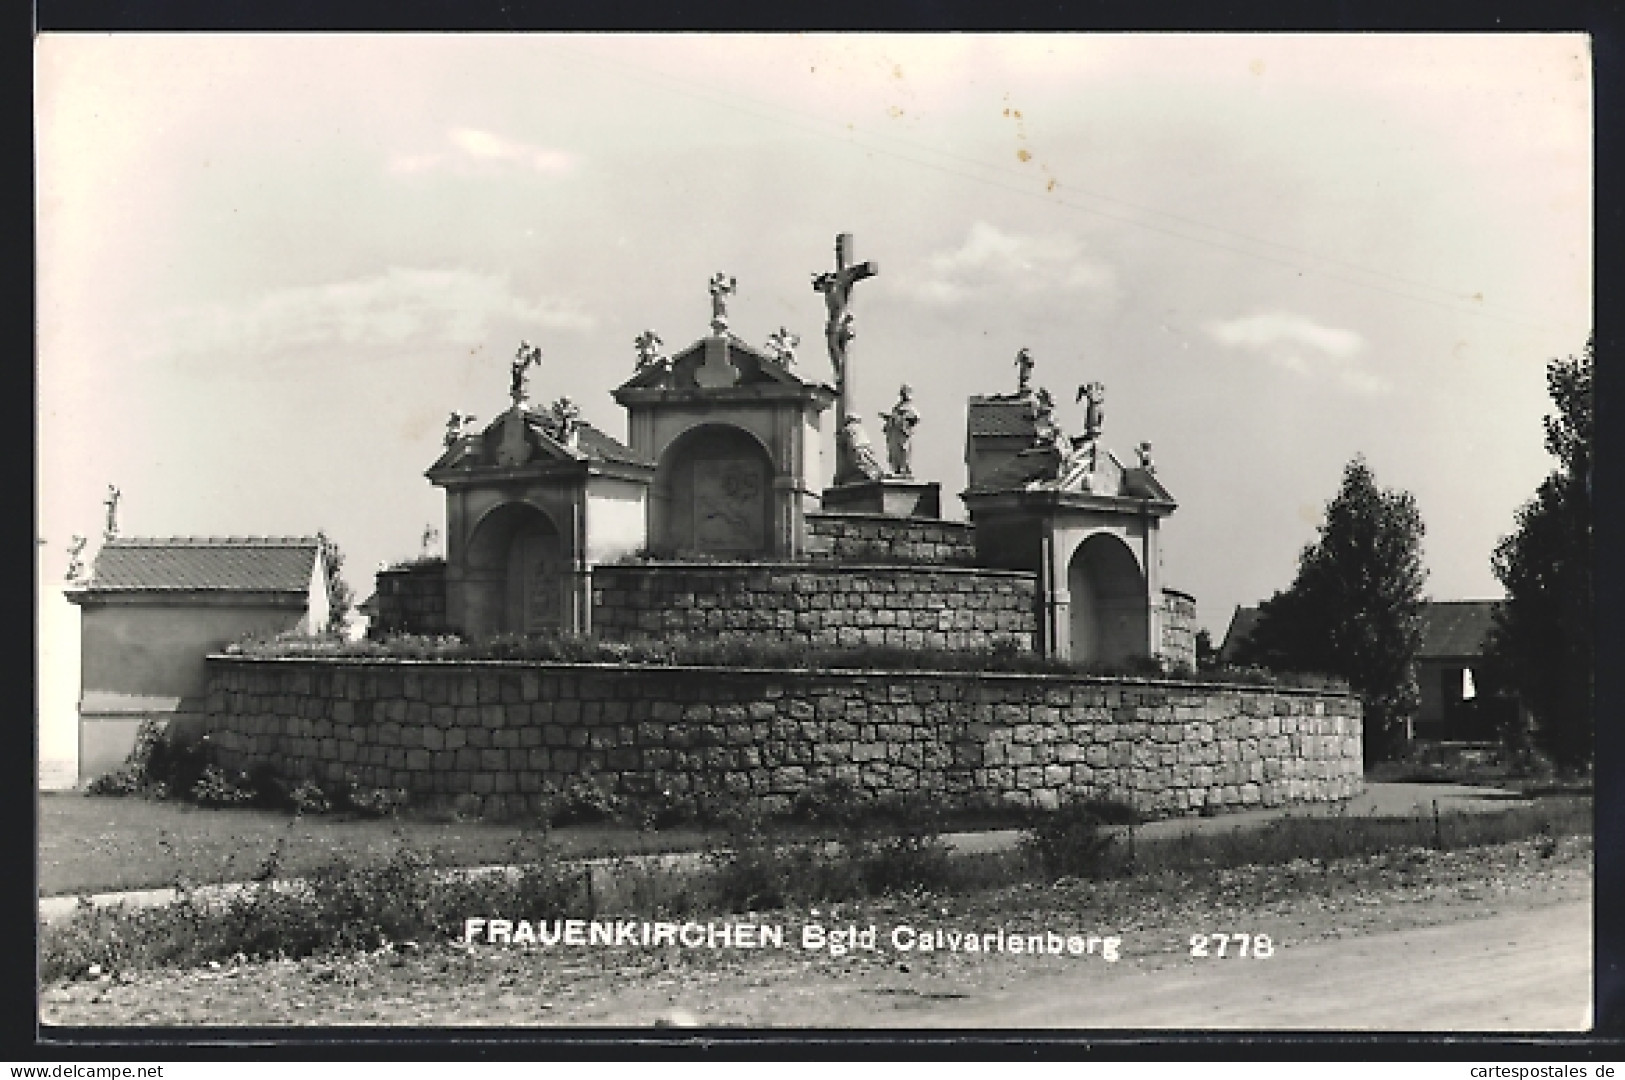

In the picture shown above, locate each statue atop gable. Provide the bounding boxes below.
[1015,348,1035,397]
[65,535,86,583]
[1076,381,1106,442]
[445,411,477,448]
[765,326,799,368]
[882,384,920,478]
[634,330,667,371]
[511,340,543,406]
[545,396,583,448]
[708,273,737,333]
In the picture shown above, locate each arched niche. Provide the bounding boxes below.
[463,501,564,637]
[1066,532,1149,665]
[651,423,774,557]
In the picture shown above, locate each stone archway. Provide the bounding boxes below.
[1066,532,1149,665]
[652,424,774,557]
[463,502,564,637]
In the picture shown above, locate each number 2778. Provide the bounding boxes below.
[1189,933,1274,958]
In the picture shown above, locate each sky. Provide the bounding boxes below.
[36,33,1592,767]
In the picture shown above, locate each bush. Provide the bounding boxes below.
[191,766,255,809]
[1020,798,1138,880]
[288,780,333,816]
[538,776,623,827]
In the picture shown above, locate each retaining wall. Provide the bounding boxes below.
[590,563,1039,653]
[804,512,977,566]
[204,656,1363,820]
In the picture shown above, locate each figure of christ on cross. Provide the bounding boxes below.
[811,233,878,483]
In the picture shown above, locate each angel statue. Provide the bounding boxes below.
[838,414,885,482]
[634,330,667,371]
[765,327,799,368]
[547,396,583,446]
[510,340,543,406]
[444,411,477,448]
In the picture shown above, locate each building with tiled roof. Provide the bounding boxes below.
[1219,600,1521,741]
[65,536,332,783]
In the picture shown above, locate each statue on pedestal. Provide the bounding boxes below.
[1136,441,1155,474]
[708,273,737,333]
[1076,381,1106,442]
[510,341,543,406]
[882,384,920,478]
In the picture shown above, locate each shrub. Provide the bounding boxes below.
[288,780,333,816]
[1020,798,1138,880]
[191,766,255,809]
[538,776,622,827]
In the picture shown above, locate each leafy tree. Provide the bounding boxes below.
[1236,457,1427,764]
[1485,338,1593,768]
[316,530,356,637]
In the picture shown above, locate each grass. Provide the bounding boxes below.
[37,791,714,897]
[39,791,1591,983]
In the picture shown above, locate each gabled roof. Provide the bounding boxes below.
[1219,600,1500,664]
[77,537,321,594]
[614,332,832,396]
[1418,601,1499,660]
[428,408,655,474]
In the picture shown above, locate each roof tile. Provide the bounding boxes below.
[86,537,320,593]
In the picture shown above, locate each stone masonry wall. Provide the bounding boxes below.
[804,512,977,566]
[591,563,1038,653]
[205,657,1363,821]
[368,560,449,639]
[1160,589,1197,671]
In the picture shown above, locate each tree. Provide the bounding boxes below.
[1236,457,1428,764]
[316,530,356,637]
[1485,338,1593,768]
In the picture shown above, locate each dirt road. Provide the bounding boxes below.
[567,897,1591,1030]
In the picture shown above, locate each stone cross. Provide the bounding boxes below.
[103,485,120,542]
[511,341,543,406]
[708,274,737,333]
[765,326,799,368]
[811,233,879,483]
[65,534,86,582]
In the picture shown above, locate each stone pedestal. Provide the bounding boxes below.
[820,478,941,518]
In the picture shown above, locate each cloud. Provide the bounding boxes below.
[146,267,594,362]
[898,221,1115,305]
[387,127,579,176]
[1203,310,1389,395]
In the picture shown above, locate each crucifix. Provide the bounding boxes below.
[811,233,879,482]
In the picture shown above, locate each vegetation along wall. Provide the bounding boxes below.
[204,657,1363,820]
